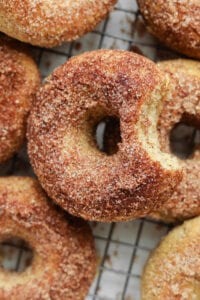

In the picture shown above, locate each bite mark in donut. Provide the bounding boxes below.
[27,50,182,222]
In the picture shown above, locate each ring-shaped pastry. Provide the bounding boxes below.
[138,0,200,59]
[0,35,40,163]
[0,176,96,300]
[151,59,200,223]
[142,216,200,299]
[27,50,182,222]
[0,0,117,47]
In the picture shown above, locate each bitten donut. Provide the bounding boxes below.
[151,59,200,223]
[138,0,200,59]
[142,216,200,300]
[0,0,116,47]
[27,50,182,222]
[0,35,40,164]
[0,177,96,300]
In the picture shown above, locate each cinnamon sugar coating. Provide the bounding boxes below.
[0,176,96,300]
[151,59,200,223]
[0,34,40,163]
[142,216,200,300]
[138,0,200,59]
[0,0,116,47]
[27,50,182,222]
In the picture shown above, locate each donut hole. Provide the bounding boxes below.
[170,123,200,159]
[0,237,33,272]
[94,116,121,155]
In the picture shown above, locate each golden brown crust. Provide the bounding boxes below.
[0,176,96,300]
[142,216,200,300]
[0,34,40,164]
[27,49,182,222]
[138,0,200,59]
[151,59,200,223]
[0,0,117,47]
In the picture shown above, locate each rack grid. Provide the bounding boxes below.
[0,1,197,300]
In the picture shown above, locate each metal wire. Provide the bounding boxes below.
[0,1,198,300]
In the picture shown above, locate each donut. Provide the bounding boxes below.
[150,59,200,223]
[0,34,40,164]
[27,50,182,222]
[138,0,200,59]
[142,216,200,300]
[0,176,96,300]
[0,0,116,48]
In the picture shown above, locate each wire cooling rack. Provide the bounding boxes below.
[0,1,199,300]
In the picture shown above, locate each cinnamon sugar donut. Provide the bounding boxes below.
[27,50,182,222]
[0,35,40,163]
[0,176,96,300]
[142,216,200,300]
[138,0,200,59]
[0,0,116,47]
[151,59,200,223]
